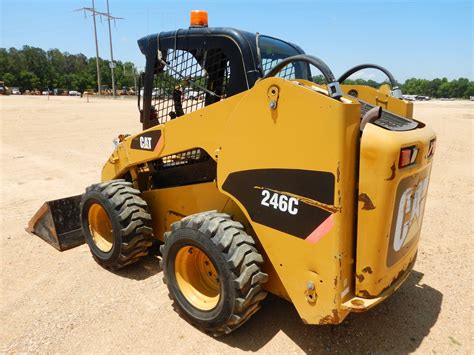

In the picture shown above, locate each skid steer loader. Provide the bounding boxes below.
[28,11,436,335]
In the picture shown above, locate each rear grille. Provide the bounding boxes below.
[360,100,419,131]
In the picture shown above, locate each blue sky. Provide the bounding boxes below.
[1,0,472,81]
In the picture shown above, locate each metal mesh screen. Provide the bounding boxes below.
[152,148,210,170]
[261,58,296,80]
[152,49,230,124]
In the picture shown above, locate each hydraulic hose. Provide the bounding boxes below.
[337,64,398,88]
[262,54,342,99]
[262,54,336,83]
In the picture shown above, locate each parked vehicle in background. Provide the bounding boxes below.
[54,88,68,96]
[69,90,81,96]
[402,94,416,101]
[99,85,111,96]
[402,95,431,101]
[416,95,431,101]
[11,87,21,95]
[119,86,132,95]
[0,81,11,95]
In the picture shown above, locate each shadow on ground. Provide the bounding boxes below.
[220,271,442,353]
[111,255,162,281]
[111,257,442,353]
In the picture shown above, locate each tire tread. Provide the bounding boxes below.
[164,211,268,336]
[82,180,153,269]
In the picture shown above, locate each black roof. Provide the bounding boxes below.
[137,27,305,78]
[138,27,260,56]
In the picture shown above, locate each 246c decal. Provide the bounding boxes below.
[222,169,336,239]
[260,189,299,215]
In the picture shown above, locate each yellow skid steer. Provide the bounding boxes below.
[28,11,436,335]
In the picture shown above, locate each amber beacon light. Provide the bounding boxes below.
[190,10,208,27]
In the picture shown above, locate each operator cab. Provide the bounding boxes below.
[137,23,310,129]
[137,11,410,133]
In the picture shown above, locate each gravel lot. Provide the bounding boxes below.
[1,96,472,353]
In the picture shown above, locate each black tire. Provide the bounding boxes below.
[80,179,154,269]
[161,211,268,336]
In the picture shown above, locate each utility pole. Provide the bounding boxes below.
[91,0,101,96]
[105,0,117,98]
[75,0,102,96]
[75,1,123,98]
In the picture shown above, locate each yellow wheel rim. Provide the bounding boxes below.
[88,203,114,253]
[175,246,221,311]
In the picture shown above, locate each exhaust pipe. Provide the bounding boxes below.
[26,195,85,251]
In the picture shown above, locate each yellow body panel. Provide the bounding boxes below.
[356,123,435,297]
[141,183,229,240]
[100,77,434,325]
[140,182,290,301]
[102,94,242,180]
[216,78,359,324]
[341,84,414,118]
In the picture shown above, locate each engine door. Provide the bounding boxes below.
[356,117,435,297]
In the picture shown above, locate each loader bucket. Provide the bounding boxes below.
[26,195,85,251]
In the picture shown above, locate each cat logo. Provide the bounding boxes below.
[130,130,162,151]
[139,136,152,150]
[387,169,430,266]
[393,177,429,251]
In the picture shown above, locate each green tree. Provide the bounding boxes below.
[3,72,15,86]
[464,82,474,98]
[437,81,451,98]
[0,45,472,98]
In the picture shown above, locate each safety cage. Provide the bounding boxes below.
[138,29,262,129]
[138,29,309,129]
[150,48,231,125]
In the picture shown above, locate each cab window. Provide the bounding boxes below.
[258,35,310,80]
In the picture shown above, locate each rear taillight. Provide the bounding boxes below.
[399,146,418,168]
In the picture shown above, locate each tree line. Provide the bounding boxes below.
[0,46,137,92]
[312,75,474,99]
[1,45,473,98]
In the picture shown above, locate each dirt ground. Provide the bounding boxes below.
[1,96,472,353]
